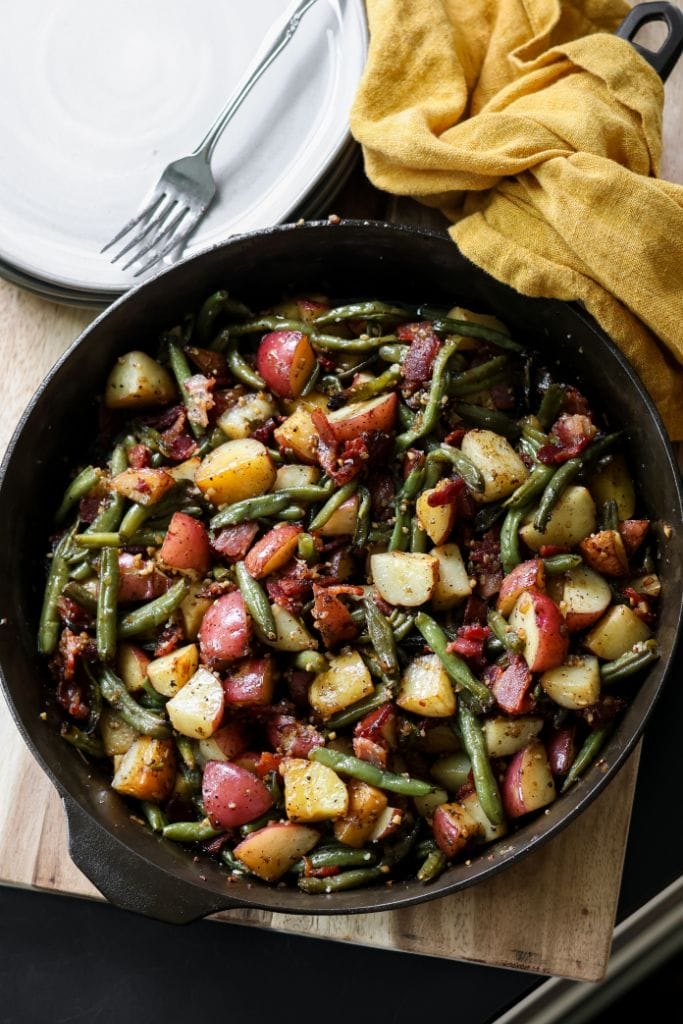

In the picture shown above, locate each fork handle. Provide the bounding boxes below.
[192,0,322,161]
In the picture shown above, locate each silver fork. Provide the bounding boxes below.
[101,0,321,278]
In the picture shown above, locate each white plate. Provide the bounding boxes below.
[0,0,367,300]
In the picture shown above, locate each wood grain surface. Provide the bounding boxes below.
[1,2,682,982]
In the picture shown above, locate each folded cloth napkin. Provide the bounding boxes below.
[349,0,683,439]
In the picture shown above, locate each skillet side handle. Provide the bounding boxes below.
[64,797,244,925]
[615,1,683,81]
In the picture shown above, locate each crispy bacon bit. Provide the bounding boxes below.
[446,623,491,661]
[537,414,597,465]
[78,495,105,524]
[184,374,215,430]
[312,583,359,649]
[250,417,278,446]
[443,428,467,447]
[128,444,152,469]
[398,322,442,385]
[211,522,260,562]
[154,621,184,658]
[266,715,325,758]
[56,596,92,632]
[50,629,96,720]
[352,735,388,768]
[354,702,397,749]
[428,476,464,507]
[562,386,592,417]
[156,407,198,462]
[250,750,284,778]
[462,595,489,625]
[186,346,230,382]
[539,544,571,557]
[576,695,626,728]
[490,654,535,715]
[468,530,503,598]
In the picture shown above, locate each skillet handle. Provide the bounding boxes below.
[615,1,683,81]
[64,797,245,924]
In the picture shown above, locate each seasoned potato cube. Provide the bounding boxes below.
[430,543,473,610]
[460,429,528,503]
[309,649,373,719]
[333,780,389,848]
[195,438,276,506]
[272,464,320,491]
[217,392,277,440]
[179,582,213,640]
[279,757,349,821]
[165,667,224,738]
[147,643,199,697]
[520,486,597,550]
[460,791,508,842]
[578,529,629,577]
[104,351,176,409]
[584,605,652,661]
[370,551,438,607]
[234,822,320,882]
[482,716,544,757]
[111,737,176,801]
[99,707,139,757]
[540,656,601,709]
[397,653,456,718]
[261,602,318,652]
[110,468,175,506]
[416,480,457,545]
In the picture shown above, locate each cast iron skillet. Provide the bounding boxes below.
[0,221,681,923]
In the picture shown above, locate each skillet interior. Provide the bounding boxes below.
[0,220,680,922]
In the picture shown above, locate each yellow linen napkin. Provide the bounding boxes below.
[350,0,683,439]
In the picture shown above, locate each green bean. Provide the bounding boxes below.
[227,316,308,335]
[420,309,525,352]
[364,597,399,678]
[543,553,583,574]
[74,532,122,548]
[330,367,402,408]
[499,506,526,575]
[324,686,392,729]
[533,459,582,532]
[392,612,416,642]
[96,546,119,663]
[196,427,229,457]
[293,847,377,873]
[473,502,506,534]
[162,819,224,842]
[277,480,335,502]
[410,518,429,552]
[37,526,74,655]
[210,492,291,529]
[452,401,519,439]
[560,726,612,793]
[309,747,434,796]
[486,608,524,653]
[353,486,371,550]
[199,290,251,344]
[378,343,408,363]
[167,340,204,439]
[448,355,510,397]
[300,359,321,397]
[68,561,95,582]
[415,612,494,710]
[99,667,170,737]
[536,383,567,431]
[520,422,550,448]
[60,723,105,758]
[141,802,169,833]
[118,579,190,638]
[600,640,659,684]
[277,505,306,522]
[601,498,620,532]
[297,532,317,563]
[417,848,447,883]
[313,301,409,325]
[224,336,266,389]
[297,866,388,893]
[429,445,485,493]
[312,332,399,354]
[55,465,101,525]
[119,502,151,539]
[238,809,283,835]
[395,337,462,451]
[62,581,98,614]
[308,481,357,532]
[294,650,328,674]
[235,561,277,641]
[389,463,425,551]
[503,462,555,510]
[381,820,422,868]
[175,735,198,770]
[126,530,166,548]
[457,703,505,826]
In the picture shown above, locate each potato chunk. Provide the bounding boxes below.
[195,438,276,506]
[584,605,652,661]
[460,429,529,503]
[279,757,349,822]
[370,551,438,607]
[111,737,176,801]
[309,649,373,720]
[520,486,596,550]
[104,351,176,409]
[397,653,456,718]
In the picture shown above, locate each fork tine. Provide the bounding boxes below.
[132,207,204,277]
[100,191,167,254]
[121,204,191,272]
[111,195,179,266]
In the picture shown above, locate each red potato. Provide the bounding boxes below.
[501,740,557,819]
[222,657,276,707]
[256,330,316,399]
[198,591,252,666]
[431,801,483,858]
[117,553,171,603]
[496,559,546,617]
[559,564,612,632]
[233,822,320,882]
[619,519,650,557]
[508,589,569,672]
[326,392,398,441]
[244,524,302,579]
[160,512,212,575]
[546,725,578,776]
[116,642,150,692]
[202,760,274,829]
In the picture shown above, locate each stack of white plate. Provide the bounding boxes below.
[0,0,367,307]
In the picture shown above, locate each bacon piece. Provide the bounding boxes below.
[127,443,152,469]
[468,530,503,599]
[354,702,397,749]
[443,428,467,447]
[428,476,464,507]
[446,623,491,661]
[50,629,96,720]
[154,622,184,658]
[537,414,597,465]
[266,715,325,758]
[398,322,442,384]
[183,374,215,430]
[490,654,535,715]
[211,521,260,562]
[56,596,92,632]
[312,584,359,649]
[185,346,230,382]
[352,735,388,768]
[156,407,198,462]
[250,417,278,446]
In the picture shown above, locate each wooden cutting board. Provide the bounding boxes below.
[1,4,682,979]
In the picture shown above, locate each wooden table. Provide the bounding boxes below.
[1,7,682,986]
